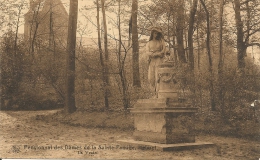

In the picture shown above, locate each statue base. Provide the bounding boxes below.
[130,98,197,144]
[117,61,214,151]
[117,98,215,151]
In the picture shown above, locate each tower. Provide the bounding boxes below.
[24,0,69,50]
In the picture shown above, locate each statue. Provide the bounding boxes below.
[145,26,167,96]
[121,27,204,148]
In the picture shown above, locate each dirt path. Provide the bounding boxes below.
[0,110,259,159]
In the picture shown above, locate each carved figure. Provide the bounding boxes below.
[145,26,166,94]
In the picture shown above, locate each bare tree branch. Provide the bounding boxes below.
[247,42,260,47]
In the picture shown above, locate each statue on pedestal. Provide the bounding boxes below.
[117,26,212,149]
[145,26,167,95]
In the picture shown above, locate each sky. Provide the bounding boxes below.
[16,0,119,38]
[14,0,146,39]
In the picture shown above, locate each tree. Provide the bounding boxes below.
[176,0,187,63]
[65,0,78,113]
[97,0,109,110]
[218,0,225,115]
[131,0,141,87]
[233,0,260,71]
[199,0,216,111]
[13,0,26,55]
[0,0,67,110]
[101,0,110,110]
[188,0,198,70]
[25,0,68,106]
[0,0,28,109]
[27,1,42,55]
[1,31,25,109]
[77,21,92,52]
[117,0,130,111]
[234,0,246,70]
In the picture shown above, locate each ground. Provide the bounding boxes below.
[0,110,260,159]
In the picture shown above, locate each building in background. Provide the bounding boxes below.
[24,0,68,50]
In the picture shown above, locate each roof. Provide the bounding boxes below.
[25,0,68,16]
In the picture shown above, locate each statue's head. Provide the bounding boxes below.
[149,27,164,41]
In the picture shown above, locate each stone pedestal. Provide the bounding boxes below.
[131,62,198,144]
[131,98,197,144]
[157,62,178,99]
[118,61,214,151]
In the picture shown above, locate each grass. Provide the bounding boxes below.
[39,107,260,142]
[41,109,135,131]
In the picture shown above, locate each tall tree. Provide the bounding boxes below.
[176,0,187,63]
[233,0,260,71]
[117,0,130,110]
[234,0,246,70]
[199,0,216,111]
[131,0,141,87]
[188,0,198,70]
[28,2,41,55]
[101,0,110,110]
[218,0,225,115]
[14,0,26,55]
[65,0,78,113]
[97,0,109,109]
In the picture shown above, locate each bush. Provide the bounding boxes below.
[0,31,65,110]
[1,31,25,110]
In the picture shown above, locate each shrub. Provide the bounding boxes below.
[1,31,65,110]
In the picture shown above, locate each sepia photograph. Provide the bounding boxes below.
[0,0,260,159]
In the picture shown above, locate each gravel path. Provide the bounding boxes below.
[0,110,259,159]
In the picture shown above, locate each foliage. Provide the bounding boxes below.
[1,31,25,109]
[195,110,260,141]
[0,31,65,110]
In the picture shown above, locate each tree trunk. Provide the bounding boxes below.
[188,0,198,70]
[218,0,225,115]
[234,0,246,70]
[29,5,41,56]
[118,0,130,111]
[97,0,109,109]
[101,0,110,90]
[171,6,178,63]
[197,26,200,69]
[132,0,141,87]
[31,23,39,54]
[176,0,187,63]
[14,6,22,56]
[65,0,78,113]
[200,0,216,111]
